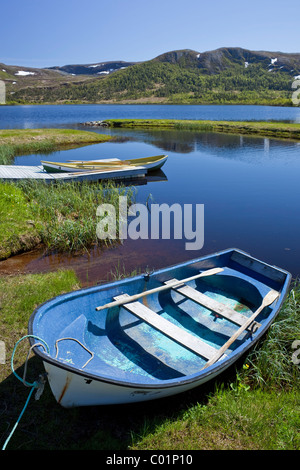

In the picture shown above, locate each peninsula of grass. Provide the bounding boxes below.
[105,118,300,141]
[0,128,112,165]
[0,270,299,450]
[0,180,135,260]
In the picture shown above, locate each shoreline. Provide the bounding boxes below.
[0,127,112,148]
[103,118,300,141]
[0,128,113,165]
[0,128,123,260]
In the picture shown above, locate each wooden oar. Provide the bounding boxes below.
[202,289,280,370]
[67,160,128,165]
[95,267,223,311]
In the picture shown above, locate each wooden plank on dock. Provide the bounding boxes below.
[0,165,147,182]
[0,165,55,180]
[165,279,260,330]
[114,294,219,360]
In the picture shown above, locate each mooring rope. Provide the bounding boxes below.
[2,335,49,450]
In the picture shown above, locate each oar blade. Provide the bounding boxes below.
[263,289,280,307]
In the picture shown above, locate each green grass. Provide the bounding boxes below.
[130,388,299,450]
[0,128,133,258]
[0,128,132,258]
[0,182,41,259]
[0,128,112,165]
[105,118,300,141]
[0,180,135,259]
[0,270,80,351]
[243,281,300,390]
[0,270,299,450]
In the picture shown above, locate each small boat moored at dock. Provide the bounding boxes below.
[28,248,291,408]
[41,154,168,173]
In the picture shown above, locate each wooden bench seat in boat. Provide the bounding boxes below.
[164,279,261,331]
[114,294,219,360]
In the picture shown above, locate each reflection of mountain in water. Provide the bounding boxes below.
[105,127,300,164]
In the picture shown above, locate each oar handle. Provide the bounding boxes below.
[95,267,223,311]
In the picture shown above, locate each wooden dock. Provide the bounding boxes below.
[0,165,147,182]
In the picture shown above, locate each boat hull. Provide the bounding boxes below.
[42,355,235,408]
[28,248,291,407]
[41,155,168,173]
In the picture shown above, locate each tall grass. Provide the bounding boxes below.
[0,141,56,165]
[17,180,136,252]
[242,281,300,390]
[0,128,113,165]
[0,145,15,165]
[0,182,41,259]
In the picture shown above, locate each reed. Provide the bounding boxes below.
[0,145,15,165]
[0,128,113,165]
[242,280,300,389]
[0,140,59,165]
[17,180,135,253]
[0,179,135,258]
[0,182,41,259]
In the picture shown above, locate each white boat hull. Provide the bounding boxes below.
[43,355,234,408]
[42,155,168,173]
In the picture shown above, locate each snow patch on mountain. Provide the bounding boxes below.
[15,71,35,76]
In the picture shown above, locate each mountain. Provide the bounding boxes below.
[48,60,137,76]
[3,47,300,106]
[153,47,300,75]
[0,62,97,94]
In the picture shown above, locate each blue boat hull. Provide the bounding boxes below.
[28,248,291,407]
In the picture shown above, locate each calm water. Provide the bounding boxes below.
[0,104,299,282]
[1,104,300,128]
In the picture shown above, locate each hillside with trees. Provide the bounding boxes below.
[5,48,300,106]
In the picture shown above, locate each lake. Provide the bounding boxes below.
[0,104,299,283]
[1,104,300,128]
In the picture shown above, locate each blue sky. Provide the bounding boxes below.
[1,0,299,67]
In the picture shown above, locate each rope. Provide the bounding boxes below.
[3,334,94,449]
[2,387,36,450]
[2,335,49,451]
[11,335,49,387]
[55,337,94,369]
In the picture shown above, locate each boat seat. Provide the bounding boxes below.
[164,279,261,331]
[114,294,220,360]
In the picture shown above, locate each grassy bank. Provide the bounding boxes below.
[0,270,299,450]
[0,128,112,165]
[105,118,300,141]
[0,180,135,259]
[0,128,133,259]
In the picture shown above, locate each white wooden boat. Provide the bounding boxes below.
[41,155,168,173]
[28,248,290,408]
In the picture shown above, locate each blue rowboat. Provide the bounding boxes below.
[28,248,291,408]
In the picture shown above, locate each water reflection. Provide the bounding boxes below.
[4,126,300,283]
